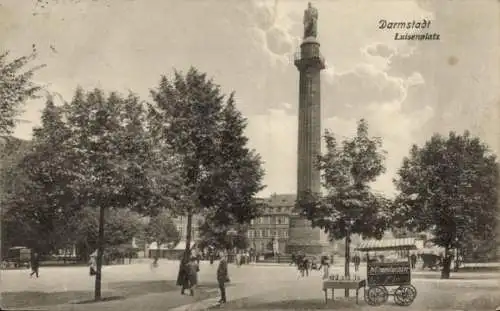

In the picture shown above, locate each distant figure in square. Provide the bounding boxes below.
[304,257,311,277]
[217,252,230,304]
[30,252,40,278]
[410,253,417,270]
[290,252,296,266]
[235,251,241,268]
[319,255,330,279]
[150,254,159,269]
[353,253,361,272]
[89,255,97,276]
[209,247,215,265]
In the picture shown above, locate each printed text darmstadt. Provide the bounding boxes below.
[378,19,440,41]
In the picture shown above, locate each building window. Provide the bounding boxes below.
[272,230,277,237]
[282,230,288,238]
[266,229,271,237]
[248,230,254,238]
[257,217,262,224]
[277,217,282,225]
[250,219,255,225]
[257,230,262,238]
[284,217,289,224]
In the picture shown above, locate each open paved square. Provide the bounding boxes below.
[2,261,500,311]
[216,266,500,311]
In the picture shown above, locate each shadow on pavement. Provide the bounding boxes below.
[217,298,365,310]
[73,296,126,304]
[1,280,222,309]
[1,290,116,308]
[108,279,179,296]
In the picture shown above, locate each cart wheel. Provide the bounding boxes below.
[394,285,417,306]
[365,286,389,306]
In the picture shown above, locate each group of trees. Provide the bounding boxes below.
[1,48,498,310]
[0,52,265,300]
[298,119,498,280]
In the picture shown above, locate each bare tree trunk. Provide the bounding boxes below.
[344,232,350,297]
[441,246,452,279]
[94,205,105,301]
[185,212,193,259]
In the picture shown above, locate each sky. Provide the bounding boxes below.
[1,0,499,198]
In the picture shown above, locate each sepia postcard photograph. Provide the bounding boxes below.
[0,0,499,310]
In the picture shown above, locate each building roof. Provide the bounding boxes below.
[356,238,417,252]
[258,193,296,207]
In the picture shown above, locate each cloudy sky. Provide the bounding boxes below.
[1,0,499,197]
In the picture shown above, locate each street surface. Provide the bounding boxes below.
[217,265,500,311]
[1,260,499,310]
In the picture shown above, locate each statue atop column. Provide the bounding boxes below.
[303,2,318,39]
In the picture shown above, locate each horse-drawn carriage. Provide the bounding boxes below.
[356,238,418,306]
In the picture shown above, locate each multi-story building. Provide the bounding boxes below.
[248,193,295,254]
[172,214,202,243]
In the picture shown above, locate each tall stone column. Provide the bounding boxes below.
[287,33,330,254]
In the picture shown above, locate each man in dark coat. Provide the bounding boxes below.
[209,246,215,265]
[30,252,40,278]
[410,253,417,270]
[186,257,199,296]
[353,254,361,272]
[177,255,190,295]
[217,252,230,304]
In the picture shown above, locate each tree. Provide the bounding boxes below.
[203,96,265,224]
[0,52,43,136]
[148,68,265,272]
[145,211,180,252]
[297,119,390,296]
[62,88,162,300]
[393,131,498,278]
[0,137,33,255]
[2,97,79,255]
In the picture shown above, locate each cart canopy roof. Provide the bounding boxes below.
[355,238,417,252]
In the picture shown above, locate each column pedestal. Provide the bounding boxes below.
[287,215,332,255]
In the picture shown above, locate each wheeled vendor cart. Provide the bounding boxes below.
[355,238,418,306]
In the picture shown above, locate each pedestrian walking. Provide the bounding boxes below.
[353,253,361,272]
[29,252,40,278]
[319,255,330,279]
[217,253,230,304]
[89,255,97,276]
[209,248,215,265]
[410,253,417,270]
[186,257,199,296]
[177,256,190,295]
[235,252,241,268]
[150,254,159,270]
[304,257,310,277]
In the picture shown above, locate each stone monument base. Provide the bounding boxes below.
[287,214,333,255]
